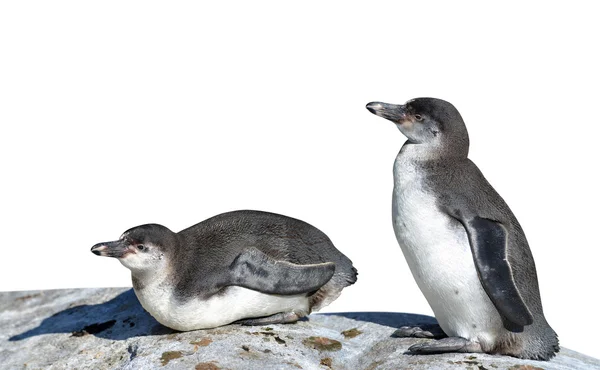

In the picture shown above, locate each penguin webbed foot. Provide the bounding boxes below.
[392,324,446,339]
[235,311,304,326]
[407,337,482,355]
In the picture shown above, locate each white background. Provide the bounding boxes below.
[1,1,599,360]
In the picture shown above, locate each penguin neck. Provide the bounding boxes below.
[131,266,169,292]
[399,139,468,161]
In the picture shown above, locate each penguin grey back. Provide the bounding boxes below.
[172,210,357,301]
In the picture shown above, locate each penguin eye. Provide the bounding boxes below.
[414,114,424,121]
[137,245,145,251]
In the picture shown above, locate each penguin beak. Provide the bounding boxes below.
[91,240,130,258]
[366,102,407,123]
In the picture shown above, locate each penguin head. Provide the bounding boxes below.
[91,224,177,274]
[366,97,469,157]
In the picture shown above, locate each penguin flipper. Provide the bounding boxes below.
[462,216,534,331]
[228,247,336,295]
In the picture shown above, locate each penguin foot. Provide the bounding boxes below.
[407,337,483,355]
[235,311,304,326]
[392,324,446,339]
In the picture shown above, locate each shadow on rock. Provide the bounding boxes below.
[9,289,174,341]
[319,312,438,329]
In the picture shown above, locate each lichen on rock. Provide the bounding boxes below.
[302,336,343,352]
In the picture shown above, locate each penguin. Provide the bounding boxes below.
[366,98,558,360]
[91,210,357,331]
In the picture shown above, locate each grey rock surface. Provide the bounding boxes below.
[0,288,598,370]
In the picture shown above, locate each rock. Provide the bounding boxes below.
[0,288,598,369]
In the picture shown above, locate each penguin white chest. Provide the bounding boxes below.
[392,157,502,340]
[133,277,309,331]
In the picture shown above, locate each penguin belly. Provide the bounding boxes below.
[392,169,503,343]
[134,280,309,331]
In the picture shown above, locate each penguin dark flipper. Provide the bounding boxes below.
[229,247,336,295]
[460,216,534,331]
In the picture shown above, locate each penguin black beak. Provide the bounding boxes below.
[91,240,130,258]
[366,102,407,123]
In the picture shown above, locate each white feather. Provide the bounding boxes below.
[392,149,503,345]
[133,271,309,331]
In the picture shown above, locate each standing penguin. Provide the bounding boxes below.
[91,210,357,331]
[366,98,558,360]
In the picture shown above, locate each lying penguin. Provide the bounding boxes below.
[91,210,357,331]
[366,97,558,360]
